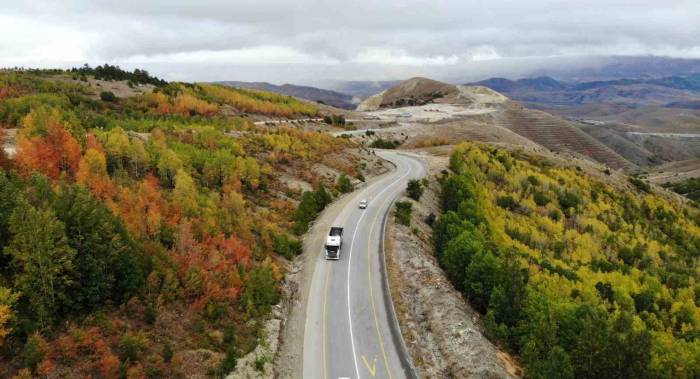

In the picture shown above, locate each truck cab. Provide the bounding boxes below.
[325,227,343,260]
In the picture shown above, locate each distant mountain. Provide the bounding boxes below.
[317,80,401,99]
[216,81,359,109]
[470,74,700,107]
[475,76,569,93]
[666,100,700,110]
[530,56,700,82]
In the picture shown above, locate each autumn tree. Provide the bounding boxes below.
[76,148,115,199]
[157,149,182,188]
[173,169,199,218]
[15,108,81,180]
[0,287,17,347]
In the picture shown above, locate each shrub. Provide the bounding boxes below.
[272,233,302,259]
[241,264,280,317]
[369,138,401,149]
[406,179,424,200]
[534,191,550,206]
[425,212,436,226]
[496,195,518,211]
[324,114,345,126]
[558,190,581,211]
[100,91,117,102]
[254,355,268,371]
[629,176,651,193]
[22,333,48,373]
[162,343,173,363]
[120,332,148,362]
[217,345,238,376]
[336,174,353,193]
[292,185,333,235]
[395,201,413,226]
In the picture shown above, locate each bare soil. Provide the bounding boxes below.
[2,128,16,157]
[54,75,156,99]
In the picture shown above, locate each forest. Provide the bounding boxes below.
[69,64,167,86]
[0,69,357,377]
[433,143,700,378]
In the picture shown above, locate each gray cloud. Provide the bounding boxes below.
[1,0,699,83]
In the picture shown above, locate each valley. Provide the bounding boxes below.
[1,65,699,379]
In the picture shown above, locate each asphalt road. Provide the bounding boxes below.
[303,151,425,379]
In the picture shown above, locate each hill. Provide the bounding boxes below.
[471,75,700,168]
[358,77,635,170]
[357,77,508,111]
[496,105,634,170]
[357,77,459,110]
[216,81,359,110]
[0,68,377,377]
[435,142,700,378]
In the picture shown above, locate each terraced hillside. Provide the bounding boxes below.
[498,105,635,170]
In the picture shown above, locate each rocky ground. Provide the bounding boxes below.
[385,152,521,379]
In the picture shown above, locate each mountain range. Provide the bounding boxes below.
[470,74,700,107]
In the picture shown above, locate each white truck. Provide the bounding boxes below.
[325,227,343,260]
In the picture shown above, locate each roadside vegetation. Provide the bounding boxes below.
[0,68,352,377]
[323,114,346,126]
[406,179,424,200]
[434,142,700,378]
[369,138,401,149]
[395,201,413,226]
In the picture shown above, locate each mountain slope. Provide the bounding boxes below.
[497,105,635,170]
[217,81,359,109]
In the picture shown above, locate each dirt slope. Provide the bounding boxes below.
[497,104,635,171]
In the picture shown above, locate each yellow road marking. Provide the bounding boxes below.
[361,354,378,377]
[368,201,394,379]
[322,264,332,379]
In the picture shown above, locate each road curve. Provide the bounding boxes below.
[303,151,424,379]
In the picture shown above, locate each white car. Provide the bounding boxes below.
[359,199,368,209]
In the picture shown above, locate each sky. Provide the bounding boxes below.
[1,0,699,84]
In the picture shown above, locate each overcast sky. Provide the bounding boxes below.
[1,0,699,84]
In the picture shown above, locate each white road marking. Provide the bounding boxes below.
[346,154,412,379]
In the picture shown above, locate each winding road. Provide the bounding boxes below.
[303,151,424,379]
